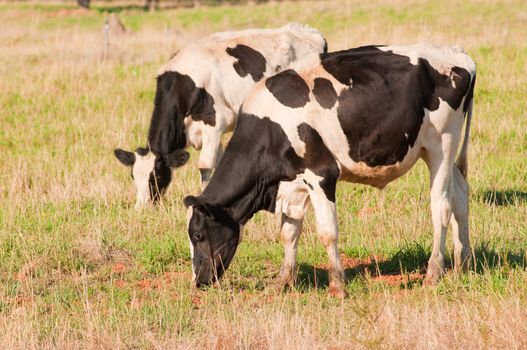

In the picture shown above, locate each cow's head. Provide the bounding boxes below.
[184,195,240,287]
[114,147,189,208]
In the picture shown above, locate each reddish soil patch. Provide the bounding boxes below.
[111,263,127,274]
[370,272,424,286]
[113,279,127,288]
[137,278,162,290]
[316,253,425,286]
[191,294,203,308]
[316,254,378,272]
[111,270,190,292]
[15,296,33,306]
[358,206,377,219]
[137,271,190,290]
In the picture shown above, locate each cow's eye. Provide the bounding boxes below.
[194,232,204,241]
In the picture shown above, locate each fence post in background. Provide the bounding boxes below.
[145,0,159,11]
[103,18,109,60]
[102,14,127,61]
[77,0,90,9]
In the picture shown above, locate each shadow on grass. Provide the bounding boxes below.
[295,242,526,292]
[480,189,527,206]
[472,242,526,273]
[296,242,429,291]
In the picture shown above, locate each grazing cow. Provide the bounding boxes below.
[114,24,327,208]
[184,44,476,297]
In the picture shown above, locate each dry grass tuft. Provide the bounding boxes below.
[77,237,133,266]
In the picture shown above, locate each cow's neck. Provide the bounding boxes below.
[147,71,188,155]
[200,140,279,225]
[206,181,279,225]
[200,113,303,224]
[147,70,216,155]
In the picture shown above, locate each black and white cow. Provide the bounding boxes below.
[184,44,476,297]
[114,24,327,208]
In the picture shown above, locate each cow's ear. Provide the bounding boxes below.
[166,150,189,168]
[184,195,200,208]
[135,147,149,156]
[114,148,135,166]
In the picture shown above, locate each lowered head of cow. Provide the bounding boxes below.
[184,195,240,287]
[114,147,189,208]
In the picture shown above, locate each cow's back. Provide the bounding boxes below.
[157,24,326,113]
[241,43,476,187]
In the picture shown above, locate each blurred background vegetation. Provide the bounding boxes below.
[74,0,283,10]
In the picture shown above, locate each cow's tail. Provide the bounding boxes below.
[455,74,476,179]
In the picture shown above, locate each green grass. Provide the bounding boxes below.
[1,0,527,348]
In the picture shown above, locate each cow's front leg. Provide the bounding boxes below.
[304,170,345,298]
[198,125,224,188]
[273,214,303,290]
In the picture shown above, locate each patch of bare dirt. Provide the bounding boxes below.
[112,271,190,292]
[191,294,203,308]
[370,272,424,286]
[111,262,126,274]
[315,254,378,272]
[113,279,126,288]
[316,254,425,287]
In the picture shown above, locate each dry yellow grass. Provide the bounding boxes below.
[0,0,526,349]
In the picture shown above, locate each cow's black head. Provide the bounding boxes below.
[184,195,240,287]
[114,147,189,208]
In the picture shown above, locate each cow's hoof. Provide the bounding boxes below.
[423,275,438,286]
[453,253,472,274]
[423,269,444,286]
[268,282,285,294]
[424,258,445,286]
[269,277,293,294]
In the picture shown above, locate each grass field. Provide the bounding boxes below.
[1,0,527,348]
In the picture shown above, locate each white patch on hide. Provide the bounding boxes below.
[132,151,155,208]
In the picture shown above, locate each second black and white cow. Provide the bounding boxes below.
[114,24,327,208]
[184,44,476,297]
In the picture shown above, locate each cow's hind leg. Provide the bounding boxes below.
[451,166,471,272]
[423,147,455,285]
[424,107,471,284]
